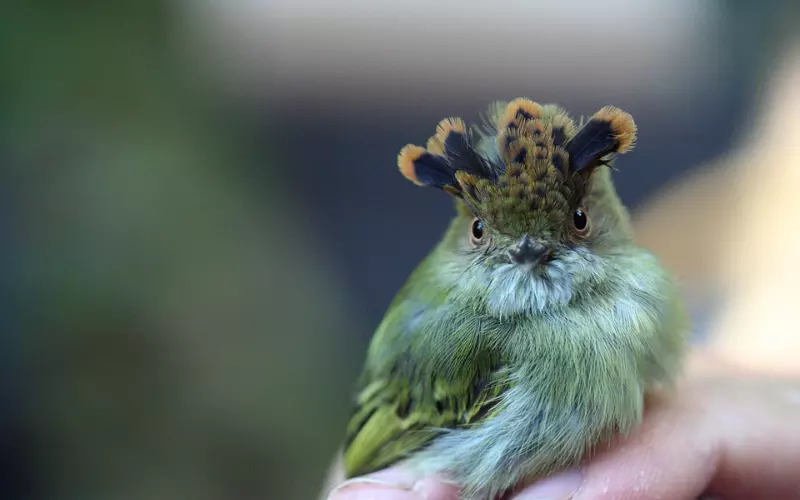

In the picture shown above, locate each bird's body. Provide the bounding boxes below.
[342,99,687,499]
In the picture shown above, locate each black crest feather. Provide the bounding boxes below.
[565,106,637,172]
[397,117,493,196]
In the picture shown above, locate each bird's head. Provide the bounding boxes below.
[398,99,639,316]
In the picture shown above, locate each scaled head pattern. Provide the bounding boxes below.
[398,99,637,235]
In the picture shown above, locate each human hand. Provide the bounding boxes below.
[321,350,800,499]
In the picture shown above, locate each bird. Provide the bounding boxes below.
[340,98,688,499]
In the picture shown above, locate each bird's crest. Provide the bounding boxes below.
[397,99,637,233]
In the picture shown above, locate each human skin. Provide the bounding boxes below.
[321,349,800,500]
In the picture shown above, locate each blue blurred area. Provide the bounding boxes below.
[0,1,798,500]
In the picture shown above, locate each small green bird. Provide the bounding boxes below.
[342,99,688,499]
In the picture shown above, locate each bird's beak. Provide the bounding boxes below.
[509,235,550,265]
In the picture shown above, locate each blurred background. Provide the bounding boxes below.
[2,1,799,499]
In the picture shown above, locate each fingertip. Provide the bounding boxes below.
[326,468,416,500]
[326,469,459,500]
[327,481,421,500]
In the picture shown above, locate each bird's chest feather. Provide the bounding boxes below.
[504,316,647,444]
[407,299,666,494]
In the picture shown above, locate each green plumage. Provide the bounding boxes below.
[343,260,512,476]
[342,99,687,499]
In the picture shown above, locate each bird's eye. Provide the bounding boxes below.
[573,208,589,233]
[469,218,484,246]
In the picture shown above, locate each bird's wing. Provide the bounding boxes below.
[342,359,510,477]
